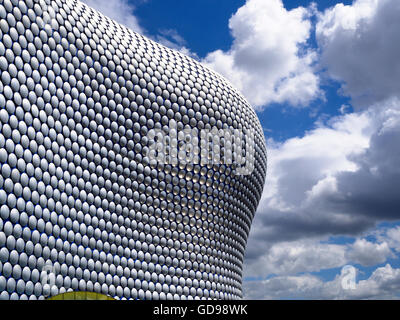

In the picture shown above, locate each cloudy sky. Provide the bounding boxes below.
[81,0,400,299]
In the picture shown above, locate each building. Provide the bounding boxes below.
[0,0,267,299]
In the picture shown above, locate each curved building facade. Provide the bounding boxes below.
[0,0,267,300]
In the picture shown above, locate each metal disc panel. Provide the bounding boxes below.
[0,0,267,300]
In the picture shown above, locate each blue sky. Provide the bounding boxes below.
[82,0,400,299]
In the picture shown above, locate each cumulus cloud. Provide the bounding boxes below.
[245,2,400,295]
[248,98,400,244]
[244,98,400,295]
[81,0,143,34]
[248,110,372,246]
[202,0,321,109]
[244,234,394,278]
[385,227,400,252]
[317,0,400,108]
[330,100,400,221]
[347,239,393,266]
[244,264,400,299]
[245,240,348,277]
[81,0,321,109]
[244,274,323,299]
[243,224,400,298]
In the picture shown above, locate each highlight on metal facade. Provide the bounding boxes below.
[0,0,267,300]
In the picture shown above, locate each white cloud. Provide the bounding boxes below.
[249,110,372,242]
[348,239,393,267]
[316,0,400,108]
[244,264,400,299]
[245,240,348,277]
[244,97,400,290]
[385,227,400,252]
[244,235,394,278]
[244,274,323,299]
[247,96,400,246]
[81,0,143,34]
[202,0,321,109]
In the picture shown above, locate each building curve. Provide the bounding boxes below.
[0,0,267,299]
